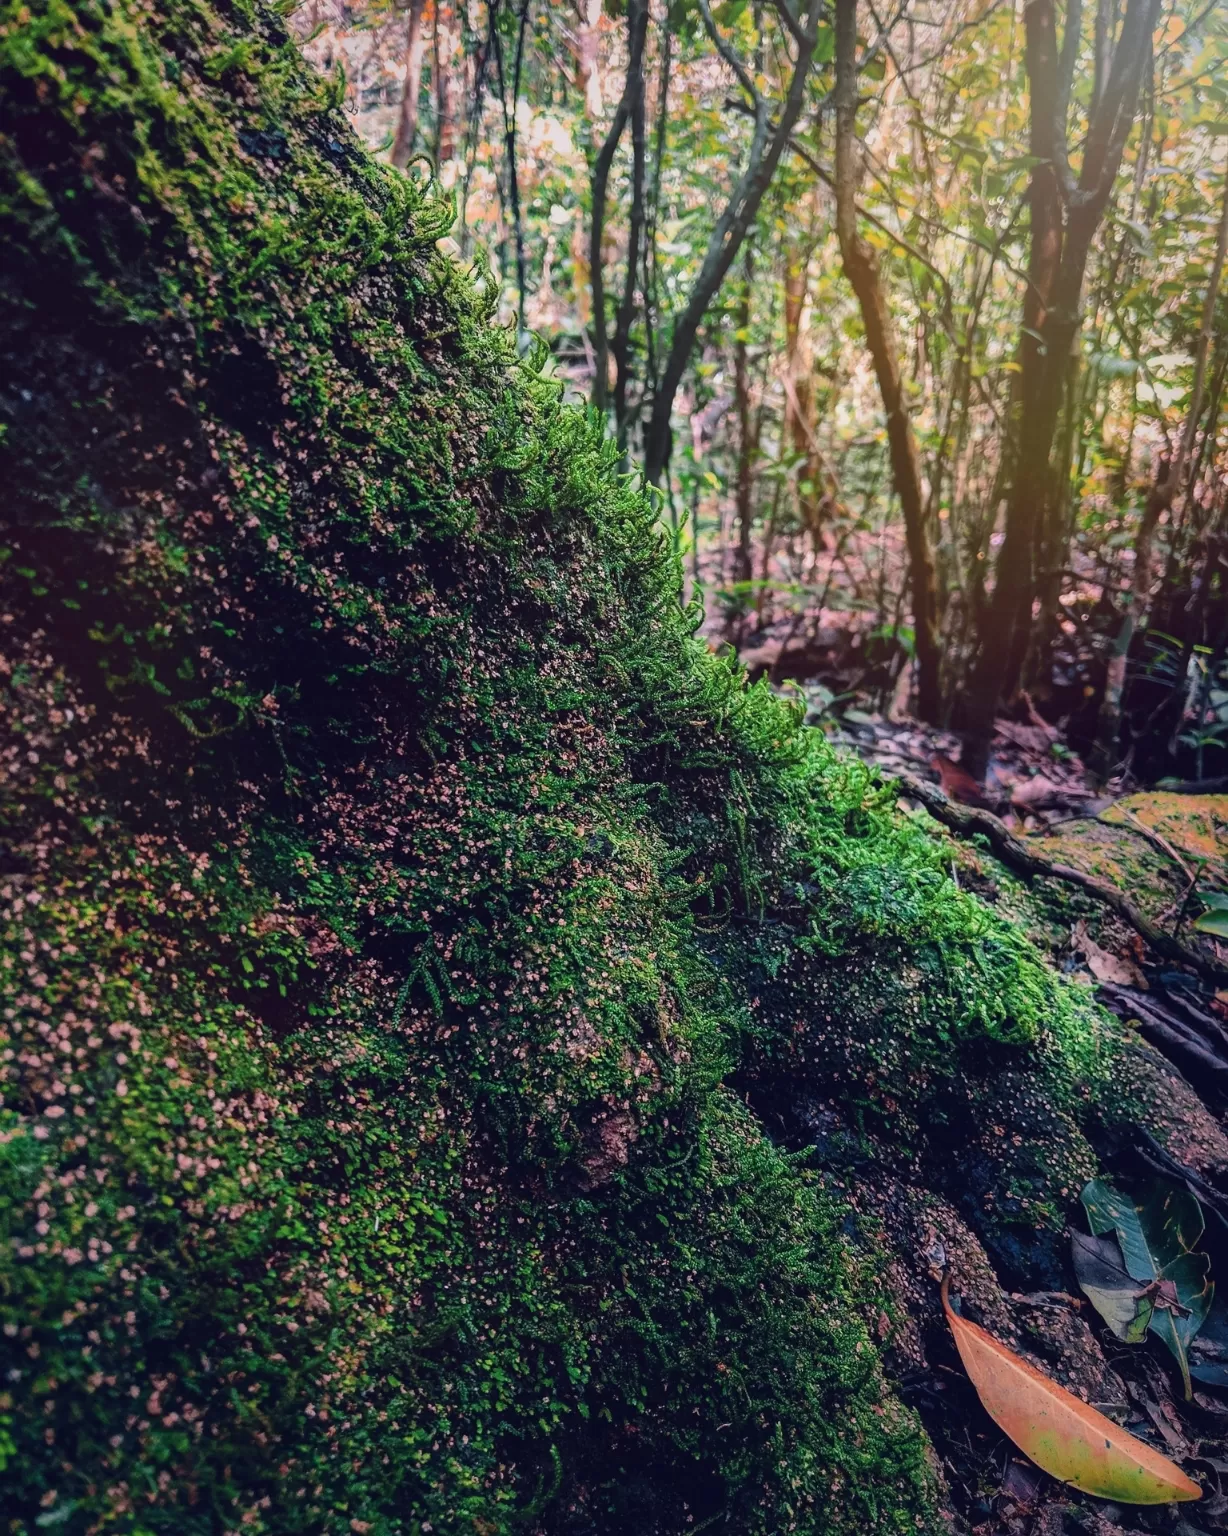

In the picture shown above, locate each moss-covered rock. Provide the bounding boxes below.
[0,2,1222,1532]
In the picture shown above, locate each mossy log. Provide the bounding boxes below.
[2,3,1226,1533]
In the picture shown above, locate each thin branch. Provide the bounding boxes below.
[767,0,805,48]
[697,0,763,110]
[894,772,1228,983]
[782,131,955,319]
[855,0,1012,92]
[861,151,1041,300]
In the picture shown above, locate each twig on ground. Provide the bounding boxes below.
[1157,775,1228,795]
[1098,981,1228,1090]
[893,771,1228,985]
[1008,1291,1084,1311]
[1116,806,1196,886]
[1157,869,1202,932]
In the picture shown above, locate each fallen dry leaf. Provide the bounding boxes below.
[996,719,1059,756]
[1010,773,1076,809]
[931,753,996,809]
[941,1274,1201,1503]
[1073,920,1149,990]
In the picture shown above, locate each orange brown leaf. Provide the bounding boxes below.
[942,1275,1201,1504]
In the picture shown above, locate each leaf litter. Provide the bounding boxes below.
[1080,1178,1215,1401]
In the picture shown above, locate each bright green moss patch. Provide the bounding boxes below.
[0,0,1191,1531]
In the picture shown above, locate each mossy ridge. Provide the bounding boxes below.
[0,0,1203,1530]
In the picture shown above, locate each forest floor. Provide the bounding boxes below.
[711,583,1228,1536]
[856,759,1228,1536]
[818,720,1228,1536]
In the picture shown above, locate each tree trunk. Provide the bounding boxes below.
[434,0,462,170]
[969,0,1065,754]
[611,0,649,445]
[1091,155,1228,779]
[589,0,648,415]
[390,0,427,170]
[644,17,672,402]
[833,0,942,725]
[964,0,1159,779]
[732,245,756,593]
[1027,333,1083,693]
[641,0,823,486]
[783,236,828,556]
[495,0,532,340]
[571,0,603,119]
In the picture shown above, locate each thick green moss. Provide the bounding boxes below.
[0,1,1205,1531]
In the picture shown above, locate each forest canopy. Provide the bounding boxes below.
[301,0,1228,781]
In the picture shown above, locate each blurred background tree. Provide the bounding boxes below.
[294,0,1228,787]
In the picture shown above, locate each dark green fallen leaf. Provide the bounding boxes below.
[1189,1360,1228,1390]
[1194,909,1228,938]
[1072,1229,1152,1343]
[1082,1178,1214,1401]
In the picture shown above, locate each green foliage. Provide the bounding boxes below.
[0,0,1164,1530]
[1082,1178,1215,1400]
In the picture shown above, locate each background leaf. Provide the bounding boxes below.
[1071,1229,1152,1342]
[1082,1179,1214,1399]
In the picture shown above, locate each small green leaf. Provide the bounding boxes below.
[1082,1178,1214,1400]
[1071,1229,1152,1343]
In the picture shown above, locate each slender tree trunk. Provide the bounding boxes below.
[833,0,941,724]
[641,0,823,486]
[612,0,649,445]
[589,0,648,414]
[964,0,1159,778]
[1091,155,1228,778]
[982,0,1065,722]
[497,0,531,339]
[783,236,827,557]
[434,0,462,170]
[644,16,672,402]
[732,245,756,593]
[1028,334,1083,690]
[391,0,428,170]
[1093,0,1111,110]
[456,0,497,259]
[571,0,603,119]
[757,478,783,623]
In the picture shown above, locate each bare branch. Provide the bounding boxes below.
[697,0,763,111]
[1051,0,1084,199]
[766,0,805,48]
